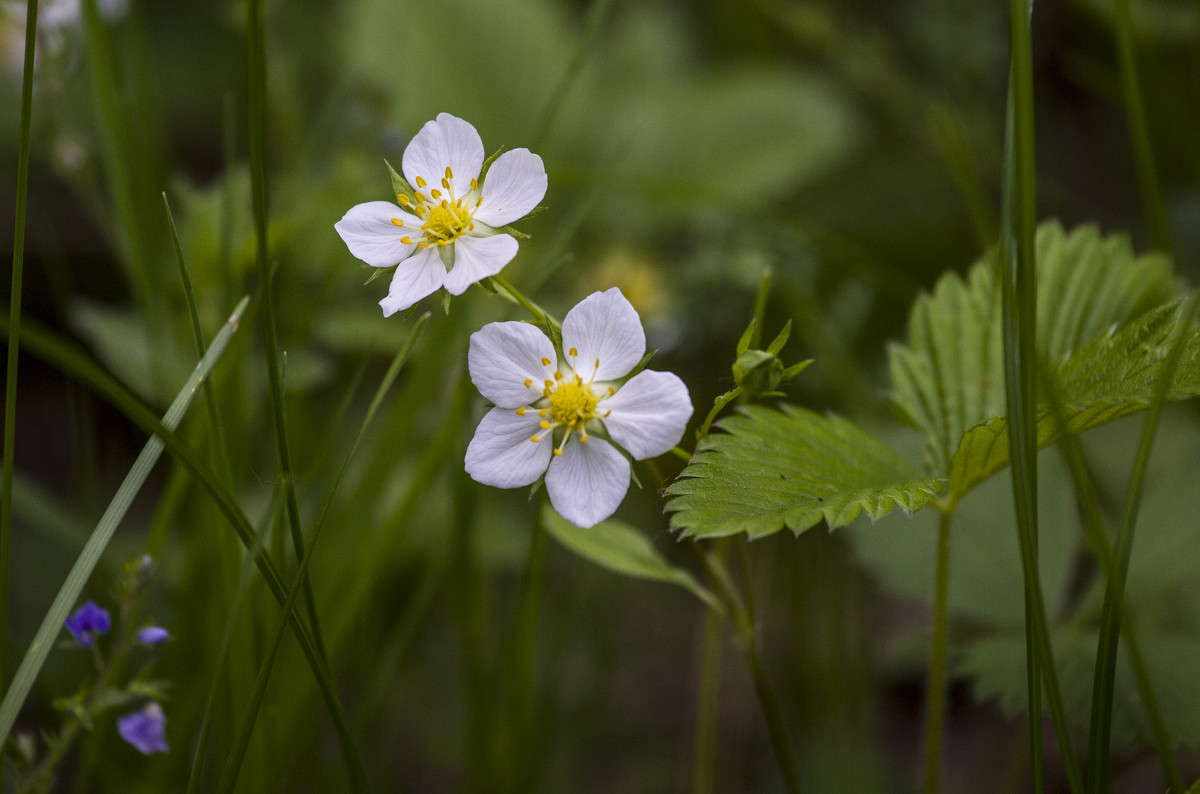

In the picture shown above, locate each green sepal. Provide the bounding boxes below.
[441,290,452,315]
[363,266,395,286]
[501,224,532,240]
[546,312,564,355]
[478,145,506,184]
[476,276,499,294]
[625,348,659,380]
[736,317,758,356]
[384,159,415,203]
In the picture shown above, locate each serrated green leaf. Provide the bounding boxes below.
[541,506,718,610]
[947,303,1200,499]
[666,405,943,540]
[889,222,1174,476]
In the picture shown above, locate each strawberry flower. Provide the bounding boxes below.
[336,113,547,316]
[465,288,693,527]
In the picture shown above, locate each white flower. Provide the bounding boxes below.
[465,288,693,528]
[335,113,547,317]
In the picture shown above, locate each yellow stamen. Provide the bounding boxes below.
[397,194,410,205]
[391,218,405,227]
[541,357,551,366]
[414,191,427,203]
[441,177,450,189]
[523,379,532,388]
[554,449,563,456]
[539,421,550,430]
[415,176,427,188]
[400,236,412,244]
[531,435,540,443]
[445,166,454,180]
[569,347,578,357]
[431,189,442,199]
[516,407,526,416]
[554,371,563,380]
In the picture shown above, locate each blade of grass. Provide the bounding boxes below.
[217,314,428,792]
[530,0,617,149]
[1111,0,1173,255]
[245,0,328,664]
[0,305,369,788]
[187,481,285,794]
[1001,1,1082,790]
[164,192,233,484]
[1,0,40,692]
[1047,398,1183,793]
[1086,294,1199,792]
[0,296,246,749]
[693,605,723,794]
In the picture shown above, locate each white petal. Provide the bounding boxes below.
[402,113,484,197]
[561,288,645,382]
[378,247,446,317]
[544,437,630,528]
[465,407,553,488]
[601,370,693,459]
[469,321,556,408]
[335,201,420,267]
[474,149,548,227]
[442,234,519,295]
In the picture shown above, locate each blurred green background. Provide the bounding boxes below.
[3,0,1200,790]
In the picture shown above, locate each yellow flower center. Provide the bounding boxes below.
[391,167,483,249]
[421,200,472,244]
[548,376,600,428]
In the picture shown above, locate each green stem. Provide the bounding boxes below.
[2,0,39,692]
[501,516,548,793]
[693,606,723,794]
[922,507,954,794]
[1054,436,1182,792]
[488,274,560,328]
[1086,295,1198,792]
[245,0,327,661]
[692,544,800,794]
[1112,0,1174,255]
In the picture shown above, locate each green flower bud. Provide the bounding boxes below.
[733,349,785,395]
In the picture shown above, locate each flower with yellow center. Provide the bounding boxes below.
[335,113,547,316]
[465,288,694,528]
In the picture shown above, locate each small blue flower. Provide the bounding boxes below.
[137,626,169,646]
[117,702,168,755]
[64,601,111,647]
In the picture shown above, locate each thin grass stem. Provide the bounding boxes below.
[1,310,369,788]
[1112,0,1174,255]
[245,0,328,662]
[1086,294,1198,792]
[0,298,247,751]
[1,0,40,692]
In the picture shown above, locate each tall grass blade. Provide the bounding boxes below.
[0,297,248,750]
[1111,0,1173,255]
[1086,294,1199,792]
[1001,1,1082,790]
[186,483,285,794]
[245,0,328,662]
[0,306,368,785]
[531,0,617,148]
[217,314,428,792]
[2,0,40,691]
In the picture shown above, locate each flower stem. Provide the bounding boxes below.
[693,606,723,794]
[488,274,560,328]
[922,507,954,794]
[692,543,801,794]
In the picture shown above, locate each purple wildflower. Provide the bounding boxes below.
[117,702,168,754]
[137,626,169,646]
[64,601,111,647]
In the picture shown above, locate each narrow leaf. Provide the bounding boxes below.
[541,506,719,611]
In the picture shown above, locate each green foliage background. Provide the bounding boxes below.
[3,0,1200,791]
